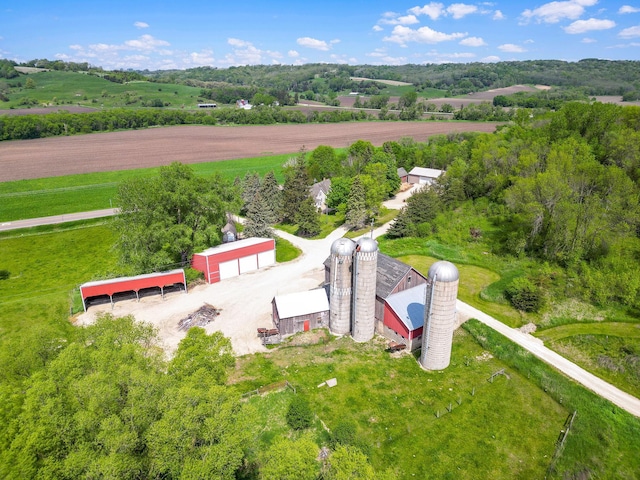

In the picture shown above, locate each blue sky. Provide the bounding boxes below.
[1,1,640,70]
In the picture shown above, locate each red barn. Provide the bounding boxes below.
[191,237,276,284]
[80,269,186,311]
[383,284,426,351]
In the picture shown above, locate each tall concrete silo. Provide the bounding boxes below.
[329,238,356,335]
[352,238,378,342]
[420,261,459,370]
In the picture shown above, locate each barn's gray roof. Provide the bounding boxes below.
[386,284,426,332]
[375,253,413,299]
[397,167,408,177]
[323,252,414,299]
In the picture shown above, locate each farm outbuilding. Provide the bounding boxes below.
[407,167,444,185]
[80,269,186,311]
[383,284,426,351]
[397,167,408,183]
[272,288,330,336]
[191,237,275,284]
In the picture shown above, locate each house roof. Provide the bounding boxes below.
[310,179,331,197]
[386,284,426,332]
[397,167,408,177]
[273,288,329,319]
[408,167,444,178]
[323,252,416,300]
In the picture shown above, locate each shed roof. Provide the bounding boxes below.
[273,288,329,319]
[386,284,426,332]
[80,269,185,288]
[397,167,408,177]
[408,167,444,178]
[310,179,331,197]
[195,237,273,257]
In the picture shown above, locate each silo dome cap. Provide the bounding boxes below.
[428,261,459,282]
[331,237,356,255]
[357,237,378,253]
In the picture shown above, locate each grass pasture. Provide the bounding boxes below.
[3,70,206,110]
[0,154,291,221]
[232,330,567,479]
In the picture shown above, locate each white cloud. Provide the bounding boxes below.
[493,10,505,20]
[188,50,215,66]
[581,37,597,42]
[564,18,615,33]
[447,3,478,19]
[288,50,299,57]
[409,2,445,20]
[619,5,640,14]
[373,25,383,32]
[383,25,467,45]
[498,43,526,52]
[380,14,420,25]
[124,34,170,51]
[459,36,487,46]
[134,21,149,29]
[297,37,331,51]
[224,38,281,65]
[481,55,501,62]
[521,0,598,24]
[619,25,640,37]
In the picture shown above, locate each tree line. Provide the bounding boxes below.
[0,106,375,141]
[388,102,640,310]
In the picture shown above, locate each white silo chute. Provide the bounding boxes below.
[420,261,459,370]
[329,238,356,335]
[352,238,378,342]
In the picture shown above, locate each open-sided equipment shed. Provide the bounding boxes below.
[80,269,186,311]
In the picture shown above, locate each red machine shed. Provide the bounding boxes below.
[192,237,276,284]
[80,269,186,311]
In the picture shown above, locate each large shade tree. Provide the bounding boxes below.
[113,162,239,273]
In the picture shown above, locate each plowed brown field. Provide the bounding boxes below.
[0,122,498,182]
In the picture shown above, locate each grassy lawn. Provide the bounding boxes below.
[0,223,119,339]
[344,207,398,239]
[275,236,301,263]
[0,154,291,221]
[232,329,567,479]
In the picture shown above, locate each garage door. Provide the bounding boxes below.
[219,259,239,280]
[258,250,275,268]
[239,254,258,274]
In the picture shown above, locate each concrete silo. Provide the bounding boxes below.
[329,238,356,335]
[419,261,459,370]
[352,238,378,342]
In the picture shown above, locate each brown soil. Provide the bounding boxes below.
[0,122,499,182]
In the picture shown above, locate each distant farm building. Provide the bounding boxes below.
[191,237,275,284]
[272,289,330,336]
[80,269,186,311]
[407,167,443,185]
[236,99,252,110]
[198,103,217,108]
[397,167,408,183]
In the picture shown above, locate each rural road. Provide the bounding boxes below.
[0,208,118,232]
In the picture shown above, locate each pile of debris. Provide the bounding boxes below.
[178,303,220,331]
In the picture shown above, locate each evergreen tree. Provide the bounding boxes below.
[259,170,282,224]
[244,191,274,238]
[241,172,261,214]
[345,176,367,229]
[295,197,321,237]
[282,149,311,224]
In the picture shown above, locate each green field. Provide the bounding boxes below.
[234,330,567,479]
[2,70,207,110]
[0,154,292,221]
